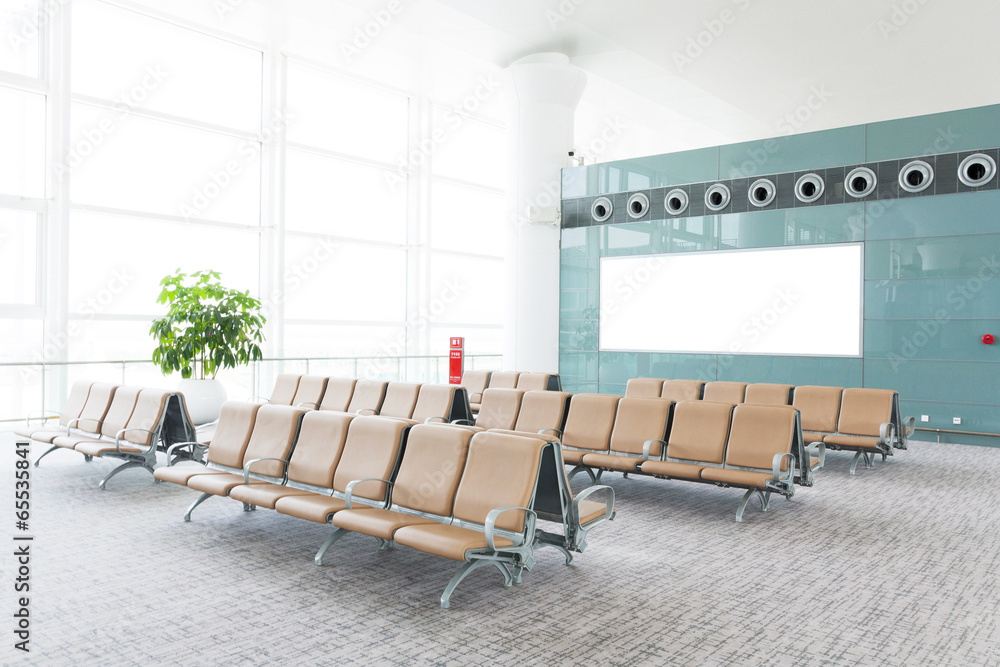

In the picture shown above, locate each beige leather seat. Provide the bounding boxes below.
[581,397,673,474]
[515,372,553,391]
[368,382,421,418]
[624,378,664,398]
[792,385,843,445]
[406,384,462,424]
[487,371,520,390]
[744,383,793,406]
[267,374,301,405]
[16,380,92,440]
[702,381,748,403]
[318,377,357,412]
[273,416,409,525]
[640,400,733,480]
[155,401,260,486]
[660,379,704,402]
[823,388,898,474]
[346,380,388,415]
[291,375,329,409]
[51,385,142,456]
[229,411,354,509]
[460,371,491,412]
[557,394,619,467]
[455,388,523,432]
[30,382,116,448]
[490,390,572,439]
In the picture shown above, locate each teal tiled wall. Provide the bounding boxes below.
[560,104,1000,446]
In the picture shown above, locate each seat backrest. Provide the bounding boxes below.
[286,411,354,488]
[724,404,797,470]
[702,381,748,403]
[99,386,142,439]
[268,374,301,405]
[410,384,458,423]
[391,424,473,516]
[241,405,307,478]
[59,381,93,426]
[792,386,844,433]
[206,401,261,468]
[122,388,172,446]
[318,378,357,412]
[515,372,551,391]
[661,379,704,402]
[610,397,673,457]
[332,416,409,500]
[512,390,572,435]
[474,388,523,430]
[666,400,733,464]
[461,371,491,403]
[378,382,422,418]
[292,375,329,409]
[347,380,388,414]
[625,378,664,398]
[561,394,619,453]
[837,388,896,437]
[75,382,117,433]
[744,383,793,406]
[453,431,545,532]
[488,371,520,389]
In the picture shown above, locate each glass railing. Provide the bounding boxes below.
[0,354,503,427]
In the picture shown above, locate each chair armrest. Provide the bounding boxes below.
[165,441,206,466]
[451,419,475,426]
[538,428,562,442]
[242,457,288,484]
[806,442,826,470]
[65,418,83,433]
[484,506,537,551]
[344,478,393,509]
[115,428,159,454]
[902,416,915,439]
[296,401,319,410]
[424,416,447,423]
[772,452,796,484]
[879,421,897,447]
[356,408,378,416]
[642,439,667,461]
[573,485,615,527]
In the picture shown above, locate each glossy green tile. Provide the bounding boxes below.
[866,104,1000,161]
[559,289,598,321]
[600,217,717,256]
[599,352,638,385]
[560,318,598,352]
[561,381,599,395]
[865,234,1000,280]
[865,278,1000,320]
[719,125,865,180]
[864,190,1000,240]
[562,166,587,198]
[580,147,719,195]
[865,319,1000,362]
[718,203,864,249]
[718,355,863,387]
[647,353,718,382]
[559,351,598,384]
[560,257,599,290]
[598,382,627,396]
[863,359,1000,405]
[561,225,601,254]
[902,400,1000,439]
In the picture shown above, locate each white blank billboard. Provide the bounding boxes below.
[598,244,863,357]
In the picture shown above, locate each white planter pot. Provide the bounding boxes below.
[178,378,227,425]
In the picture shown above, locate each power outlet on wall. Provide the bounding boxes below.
[953,417,962,425]
[921,415,929,422]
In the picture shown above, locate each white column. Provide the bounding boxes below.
[503,53,586,372]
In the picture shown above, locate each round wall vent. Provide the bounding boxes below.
[794,173,825,203]
[591,196,613,222]
[704,183,731,212]
[748,178,776,207]
[958,153,996,188]
[898,160,934,193]
[626,192,649,219]
[664,189,689,216]
[845,167,877,199]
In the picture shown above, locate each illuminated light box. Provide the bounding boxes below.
[598,243,863,357]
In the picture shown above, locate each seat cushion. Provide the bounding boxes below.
[52,434,104,449]
[580,453,641,472]
[274,494,349,524]
[638,460,704,480]
[561,448,587,465]
[228,482,316,509]
[153,465,227,486]
[331,508,437,540]
[803,431,828,445]
[394,523,513,561]
[578,499,608,525]
[14,425,50,438]
[824,434,882,450]
[75,441,143,457]
[187,473,264,497]
[700,467,773,488]
[29,428,75,444]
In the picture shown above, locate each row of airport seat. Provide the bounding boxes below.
[624,378,914,474]
[455,388,816,521]
[16,381,197,488]
[153,403,614,608]
[458,371,562,413]
[259,374,473,425]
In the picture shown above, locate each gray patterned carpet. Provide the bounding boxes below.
[1,433,998,666]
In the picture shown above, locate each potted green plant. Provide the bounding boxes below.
[149,269,266,424]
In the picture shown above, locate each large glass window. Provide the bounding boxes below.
[0,210,38,305]
[0,1,40,77]
[0,85,45,198]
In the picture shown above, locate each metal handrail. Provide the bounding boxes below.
[914,426,1000,442]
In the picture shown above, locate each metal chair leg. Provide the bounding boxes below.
[314,528,350,566]
[441,559,505,609]
[184,492,213,522]
[567,465,596,484]
[849,450,863,475]
[33,445,60,467]
[99,460,147,490]
[735,488,755,522]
